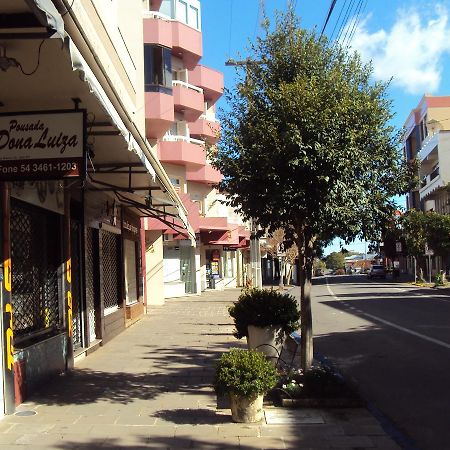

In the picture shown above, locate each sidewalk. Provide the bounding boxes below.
[0,289,401,449]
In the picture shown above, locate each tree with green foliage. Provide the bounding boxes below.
[313,257,326,275]
[400,210,450,278]
[425,212,450,258]
[325,252,345,271]
[213,9,414,370]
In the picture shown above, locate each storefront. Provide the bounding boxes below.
[0,0,193,414]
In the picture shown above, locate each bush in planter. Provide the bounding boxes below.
[228,288,300,341]
[214,348,279,397]
[214,348,279,422]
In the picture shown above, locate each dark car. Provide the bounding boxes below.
[367,264,386,279]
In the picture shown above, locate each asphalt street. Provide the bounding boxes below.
[311,275,450,450]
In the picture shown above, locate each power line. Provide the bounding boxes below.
[336,0,356,44]
[330,0,347,41]
[345,0,367,48]
[321,0,338,37]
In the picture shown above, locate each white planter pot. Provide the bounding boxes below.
[247,325,283,363]
[230,393,264,423]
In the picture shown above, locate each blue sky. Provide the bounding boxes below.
[200,0,450,254]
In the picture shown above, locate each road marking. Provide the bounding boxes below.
[325,279,450,350]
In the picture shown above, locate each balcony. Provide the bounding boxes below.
[158,136,206,167]
[186,164,222,184]
[189,115,220,144]
[418,132,439,162]
[145,91,174,139]
[172,21,202,69]
[143,13,172,47]
[419,167,445,200]
[173,80,204,121]
[189,65,224,103]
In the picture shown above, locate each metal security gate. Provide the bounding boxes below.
[70,220,83,349]
[85,228,98,342]
[101,230,121,314]
[10,200,61,342]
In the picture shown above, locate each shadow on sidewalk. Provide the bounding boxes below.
[27,343,242,407]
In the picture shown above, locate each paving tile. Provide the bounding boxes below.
[282,436,332,449]
[265,409,325,425]
[326,434,375,448]
[115,415,158,425]
[239,436,286,449]
[217,423,261,437]
[75,415,119,425]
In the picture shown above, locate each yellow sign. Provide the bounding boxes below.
[4,257,11,292]
[67,291,72,337]
[66,258,71,284]
[5,304,13,370]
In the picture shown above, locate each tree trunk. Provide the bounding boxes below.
[296,229,315,372]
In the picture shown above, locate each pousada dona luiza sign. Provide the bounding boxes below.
[0,110,86,180]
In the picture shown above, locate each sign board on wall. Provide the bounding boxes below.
[0,110,86,180]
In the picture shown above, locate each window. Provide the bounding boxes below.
[144,45,172,93]
[160,0,174,17]
[176,0,188,23]
[189,5,199,29]
[170,177,181,193]
[419,115,428,143]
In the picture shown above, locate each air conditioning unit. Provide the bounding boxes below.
[163,234,174,242]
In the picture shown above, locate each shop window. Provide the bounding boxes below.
[144,44,172,93]
[101,231,122,314]
[11,200,62,344]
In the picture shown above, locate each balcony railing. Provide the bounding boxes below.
[172,80,203,94]
[419,166,445,200]
[143,10,172,21]
[200,113,218,122]
[418,132,439,162]
[430,166,440,181]
[163,135,205,146]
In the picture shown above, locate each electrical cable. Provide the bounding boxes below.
[321,0,338,37]
[17,39,45,76]
[330,0,347,41]
[345,0,367,48]
[336,0,356,44]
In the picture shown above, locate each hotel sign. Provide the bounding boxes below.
[0,110,86,180]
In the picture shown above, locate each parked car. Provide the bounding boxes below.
[367,264,386,279]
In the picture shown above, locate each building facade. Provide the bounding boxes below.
[403,95,450,275]
[0,0,193,414]
[142,0,250,303]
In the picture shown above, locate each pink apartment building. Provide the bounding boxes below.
[142,0,250,302]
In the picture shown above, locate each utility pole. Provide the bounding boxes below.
[225,58,262,289]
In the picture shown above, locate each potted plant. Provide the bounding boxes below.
[214,348,278,422]
[228,288,300,360]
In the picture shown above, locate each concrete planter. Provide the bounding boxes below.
[230,393,264,423]
[247,325,283,363]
